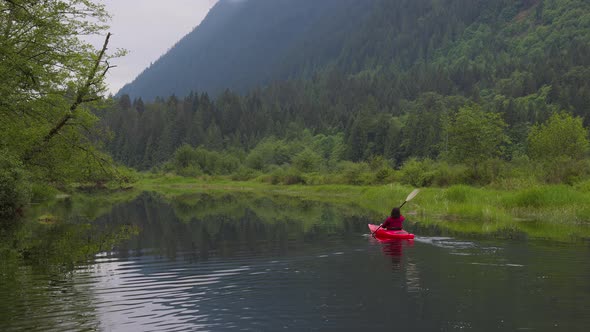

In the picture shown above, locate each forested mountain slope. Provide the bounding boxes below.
[105,0,590,171]
[117,0,373,101]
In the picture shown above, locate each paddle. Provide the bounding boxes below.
[372,188,420,237]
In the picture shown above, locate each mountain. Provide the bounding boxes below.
[106,0,590,169]
[117,0,374,101]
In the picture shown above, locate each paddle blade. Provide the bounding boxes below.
[405,189,420,202]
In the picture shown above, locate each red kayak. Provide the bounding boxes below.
[368,224,415,240]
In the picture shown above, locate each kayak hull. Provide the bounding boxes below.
[368,224,415,239]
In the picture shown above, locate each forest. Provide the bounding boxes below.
[2,0,590,222]
[102,0,590,186]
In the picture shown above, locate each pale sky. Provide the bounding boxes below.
[87,0,219,95]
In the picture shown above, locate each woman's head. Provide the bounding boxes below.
[391,207,401,218]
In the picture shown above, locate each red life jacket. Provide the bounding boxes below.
[383,215,405,229]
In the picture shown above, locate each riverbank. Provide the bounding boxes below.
[138,175,590,242]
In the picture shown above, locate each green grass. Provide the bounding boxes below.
[136,176,590,242]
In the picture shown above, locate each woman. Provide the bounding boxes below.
[381,207,405,230]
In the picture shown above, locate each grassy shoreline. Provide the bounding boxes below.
[138,175,590,242]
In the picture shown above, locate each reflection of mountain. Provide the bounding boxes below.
[95,191,376,259]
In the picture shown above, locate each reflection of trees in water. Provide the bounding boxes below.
[3,190,375,330]
[99,191,375,260]
[0,191,149,330]
[0,261,103,331]
[0,221,136,331]
[1,219,137,271]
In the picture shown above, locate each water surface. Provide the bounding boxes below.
[1,192,589,331]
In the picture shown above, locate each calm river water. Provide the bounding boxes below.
[1,192,589,331]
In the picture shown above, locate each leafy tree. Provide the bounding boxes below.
[399,158,436,187]
[173,144,196,169]
[0,0,122,189]
[447,106,508,177]
[245,138,293,170]
[292,149,322,173]
[527,112,589,160]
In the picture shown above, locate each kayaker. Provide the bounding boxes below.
[381,207,405,230]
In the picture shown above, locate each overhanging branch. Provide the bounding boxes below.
[24,32,112,162]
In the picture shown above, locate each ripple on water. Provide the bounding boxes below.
[69,251,334,331]
[3,230,590,331]
[414,236,475,249]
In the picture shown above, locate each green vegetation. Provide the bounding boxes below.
[145,109,588,189]
[447,106,508,177]
[106,0,590,174]
[101,0,590,210]
[0,0,132,223]
[2,0,590,254]
[0,189,141,269]
[138,177,590,242]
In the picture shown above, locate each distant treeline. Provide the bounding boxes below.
[101,88,589,188]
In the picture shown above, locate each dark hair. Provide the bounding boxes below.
[391,207,401,218]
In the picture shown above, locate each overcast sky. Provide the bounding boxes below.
[87,0,219,95]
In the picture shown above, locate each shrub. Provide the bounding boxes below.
[541,157,590,184]
[368,156,388,171]
[245,149,265,170]
[488,154,541,189]
[373,166,395,184]
[447,106,508,172]
[177,165,203,177]
[116,166,140,185]
[475,158,508,185]
[292,149,322,173]
[336,161,370,185]
[216,154,241,175]
[399,158,436,187]
[171,145,241,175]
[244,138,295,170]
[304,173,331,185]
[432,162,469,187]
[282,170,306,185]
[266,167,306,185]
[230,167,260,181]
[527,112,589,161]
[173,144,196,168]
